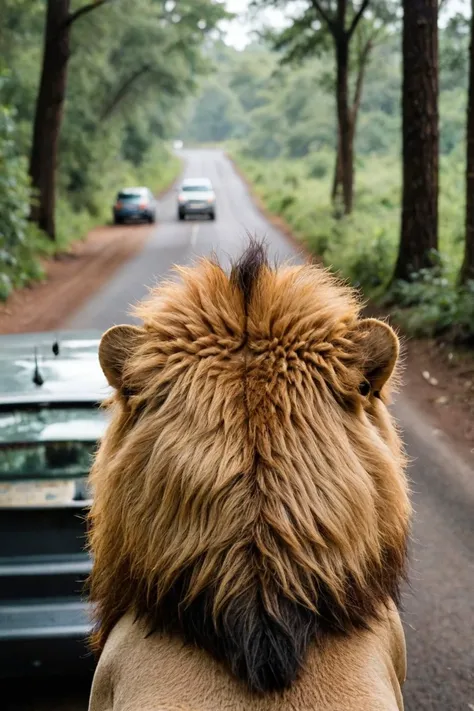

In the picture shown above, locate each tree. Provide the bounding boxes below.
[460,0,474,285]
[28,0,228,241]
[258,0,398,214]
[330,17,379,202]
[29,0,111,241]
[393,0,439,282]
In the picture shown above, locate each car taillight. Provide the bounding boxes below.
[207,196,214,203]
[139,202,147,209]
[115,201,122,209]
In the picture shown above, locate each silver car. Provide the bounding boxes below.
[177,178,216,221]
[0,331,110,678]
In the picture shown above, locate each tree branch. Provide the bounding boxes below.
[368,24,385,46]
[310,0,337,36]
[66,0,113,28]
[347,0,370,39]
[100,64,151,121]
[351,36,373,121]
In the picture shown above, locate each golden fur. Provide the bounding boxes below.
[87,243,411,693]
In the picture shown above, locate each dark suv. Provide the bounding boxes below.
[0,331,110,678]
[113,187,157,224]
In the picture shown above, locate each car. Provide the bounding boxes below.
[113,187,157,225]
[0,331,111,679]
[177,178,216,221]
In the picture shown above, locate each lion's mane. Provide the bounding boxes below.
[87,242,410,694]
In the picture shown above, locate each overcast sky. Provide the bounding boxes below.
[223,0,287,49]
[222,0,469,50]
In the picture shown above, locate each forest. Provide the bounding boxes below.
[0,0,227,299]
[183,0,474,342]
[1,0,474,342]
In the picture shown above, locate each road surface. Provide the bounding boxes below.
[66,149,303,331]
[9,150,474,711]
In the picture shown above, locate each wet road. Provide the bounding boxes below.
[10,150,474,710]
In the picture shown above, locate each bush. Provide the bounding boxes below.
[0,102,51,300]
[307,152,332,179]
[388,265,474,343]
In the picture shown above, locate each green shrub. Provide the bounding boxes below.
[0,101,52,300]
[387,264,474,342]
[0,92,181,299]
[307,152,332,179]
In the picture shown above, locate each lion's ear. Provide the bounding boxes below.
[99,324,144,389]
[354,318,399,392]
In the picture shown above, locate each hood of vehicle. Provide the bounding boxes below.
[179,191,215,202]
[0,330,111,404]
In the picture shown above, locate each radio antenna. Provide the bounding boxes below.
[32,347,44,387]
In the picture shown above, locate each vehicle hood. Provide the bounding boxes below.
[0,330,111,405]
[179,191,215,202]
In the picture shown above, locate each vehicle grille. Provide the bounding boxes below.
[0,504,90,601]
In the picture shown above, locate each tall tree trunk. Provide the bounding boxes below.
[313,0,370,212]
[335,37,354,214]
[393,0,439,281]
[332,134,344,202]
[332,37,372,206]
[29,0,71,241]
[460,0,474,285]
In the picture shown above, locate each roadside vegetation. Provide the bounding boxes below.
[236,149,473,341]
[0,0,227,300]
[182,4,474,343]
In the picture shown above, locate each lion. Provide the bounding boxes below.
[87,242,411,711]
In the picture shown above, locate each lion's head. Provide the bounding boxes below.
[88,242,410,693]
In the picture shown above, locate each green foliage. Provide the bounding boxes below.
[306,152,332,179]
[184,34,465,162]
[0,97,50,300]
[236,150,400,289]
[0,0,226,296]
[187,12,472,342]
[389,268,474,343]
[234,145,472,341]
[56,144,181,251]
[184,16,468,164]
[187,82,247,143]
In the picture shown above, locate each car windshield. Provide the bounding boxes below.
[181,184,211,192]
[0,406,107,479]
[117,192,143,201]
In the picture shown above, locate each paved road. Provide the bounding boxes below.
[66,149,303,331]
[12,150,474,710]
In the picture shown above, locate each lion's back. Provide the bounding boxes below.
[88,608,406,711]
